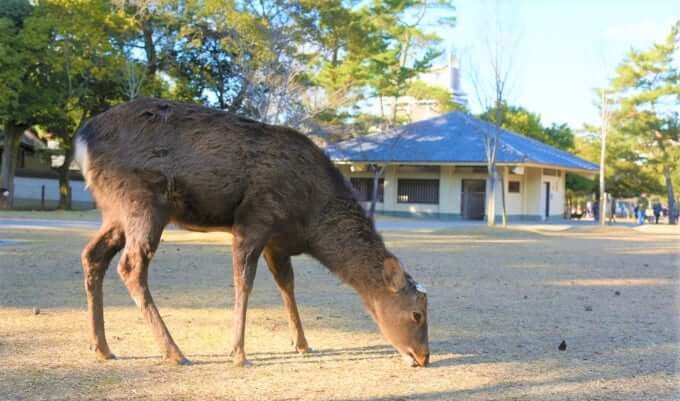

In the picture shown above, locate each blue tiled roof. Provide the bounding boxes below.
[326,112,599,172]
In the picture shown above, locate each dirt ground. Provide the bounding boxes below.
[0,214,678,401]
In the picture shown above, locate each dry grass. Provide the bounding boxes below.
[0,220,678,401]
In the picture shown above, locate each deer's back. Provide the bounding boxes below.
[78,98,353,247]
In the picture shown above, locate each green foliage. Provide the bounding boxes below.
[479,104,575,151]
[406,80,461,114]
[608,21,679,209]
[566,173,595,195]
[169,0,272,110]
[0,18,22,121]
[365,0,456,124]
[296,0,456,128]
[21,0,129,144]
[543,123,576,152]
[0,0,32,27]
[2,0,459,133]
[0,0,39,127]
[574,129,664,198]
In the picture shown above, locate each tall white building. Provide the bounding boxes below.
[383,51,467,123]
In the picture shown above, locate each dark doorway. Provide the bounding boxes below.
[461,179,486,220]
[544,182,551,218]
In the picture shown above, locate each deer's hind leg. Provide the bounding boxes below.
[229,232,264,367]
[82,221,125,360]
[117,207,189,365]
[263,247,310,354]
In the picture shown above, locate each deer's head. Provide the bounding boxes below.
[370,256,429,367]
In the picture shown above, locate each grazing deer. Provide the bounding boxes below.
[75,98,429,367]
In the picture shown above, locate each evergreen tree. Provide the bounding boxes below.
[611,21,679,222]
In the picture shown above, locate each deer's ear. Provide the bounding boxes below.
[383,257,407,293]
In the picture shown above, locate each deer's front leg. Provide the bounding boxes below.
[263,247,310,354]
[229,233,264,367]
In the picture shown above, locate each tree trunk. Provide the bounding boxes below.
[492,100,504,226]
[598,90,608,225]
[368,165,384,220]
[500,166,508,226]
[56,146,74,210]
[390,97,399,125]
[229,80,248,113]
[0,124,24,209]
[487,169,497,226]
[664,167,676,224]
[142,15,157,81]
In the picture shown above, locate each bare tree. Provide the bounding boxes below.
[466,0,520,226]
[236,1,366,130]
[124,58,145,100]
[598,88,611,225]
[331,125,409,220]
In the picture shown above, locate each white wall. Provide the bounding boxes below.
[524,167,542,217]
[340,163,568,220]
[13,176,94,207]
[384,165,440,215]
[541,171,565,218]
[502,168,525,216]
[439,166,458,214]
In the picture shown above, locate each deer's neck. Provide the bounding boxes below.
[308,198,389,300]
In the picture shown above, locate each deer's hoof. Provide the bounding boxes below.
[232,353,249,367]
[296,345,313,354]
[94,350,116,361]
[166,356,192,366]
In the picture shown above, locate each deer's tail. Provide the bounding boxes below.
[74,121,95,188]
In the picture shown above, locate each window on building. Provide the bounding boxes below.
[396,165,440,174]
[508,181,520,193]
[350,178,384,202]
[397,179,439,204]
[543,168,560,176]
[456,166,487,174]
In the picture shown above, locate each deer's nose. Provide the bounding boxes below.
[415,352,430,367]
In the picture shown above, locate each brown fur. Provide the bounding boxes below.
[77,98,429,367]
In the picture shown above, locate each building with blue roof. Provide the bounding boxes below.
[326,112,598,221]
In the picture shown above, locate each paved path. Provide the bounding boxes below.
[0,217,464,232]
[1,215,676,234]
[0,218,100,231]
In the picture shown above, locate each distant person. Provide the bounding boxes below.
[652,200,662,224]
[637,193,649,225]
[609,197,617,224]
[593,200,600,222]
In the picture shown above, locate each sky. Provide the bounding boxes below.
[440,0,679,129]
